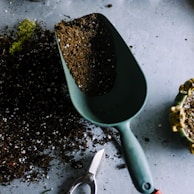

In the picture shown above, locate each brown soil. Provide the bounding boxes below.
[55,13,116,96]
[0,21,118,184]
[183,90,194,140]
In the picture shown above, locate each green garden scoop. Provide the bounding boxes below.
[55,13,160,194]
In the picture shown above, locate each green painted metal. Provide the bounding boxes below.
[56,13,154,194]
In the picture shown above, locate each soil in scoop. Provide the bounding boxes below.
[55,13,116,96]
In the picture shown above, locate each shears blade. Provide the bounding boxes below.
[89,149,105,176]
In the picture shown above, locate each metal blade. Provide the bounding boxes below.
[88,149,105,176]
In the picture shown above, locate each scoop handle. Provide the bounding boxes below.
[117,122,154,194]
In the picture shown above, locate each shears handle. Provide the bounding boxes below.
[66,173,97,194]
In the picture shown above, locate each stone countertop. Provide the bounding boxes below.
[0,0,194,194]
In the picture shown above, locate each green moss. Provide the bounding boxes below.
[9,40,23,55]
[9,18,36,54]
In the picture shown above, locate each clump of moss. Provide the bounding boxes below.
[9,18,36,54]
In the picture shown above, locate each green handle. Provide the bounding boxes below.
[117,122,154,194]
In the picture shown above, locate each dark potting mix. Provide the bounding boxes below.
[0,18,118,184]
[55,13,116,96]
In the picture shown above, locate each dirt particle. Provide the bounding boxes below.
[105,4,113,8]
[144,137,150,142]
